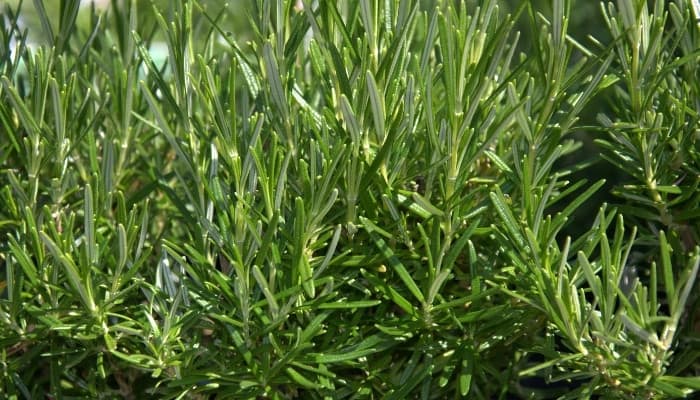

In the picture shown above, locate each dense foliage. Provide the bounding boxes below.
[1,0,699,398]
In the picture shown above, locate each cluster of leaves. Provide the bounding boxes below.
[0,0,699,398]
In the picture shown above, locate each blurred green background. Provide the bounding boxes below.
[2,0,608,45]
[1,0,247,43]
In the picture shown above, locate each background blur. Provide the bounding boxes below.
[1,0,608,46]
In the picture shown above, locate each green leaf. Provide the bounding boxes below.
[7,236,39,286]
[84,184,96,266]
[652,378,693,398]
[366,71,386,142]
[252,264,280,318]
[299,312,329,343]
[285,367,321,389]
[659,231,676,313]
[318,300,381,309]
[263,41,289,121]
[40,232,96,313]
[362,216,425,304]
[314,334,396,363]
[489,188,525,250]
[657,375,700,391]
[459,353,473,396]
[410,192,444,217]
[620,314,663,349]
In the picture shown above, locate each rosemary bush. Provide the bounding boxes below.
[1,0,699,398]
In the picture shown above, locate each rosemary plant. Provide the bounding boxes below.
[0,0,698,398]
